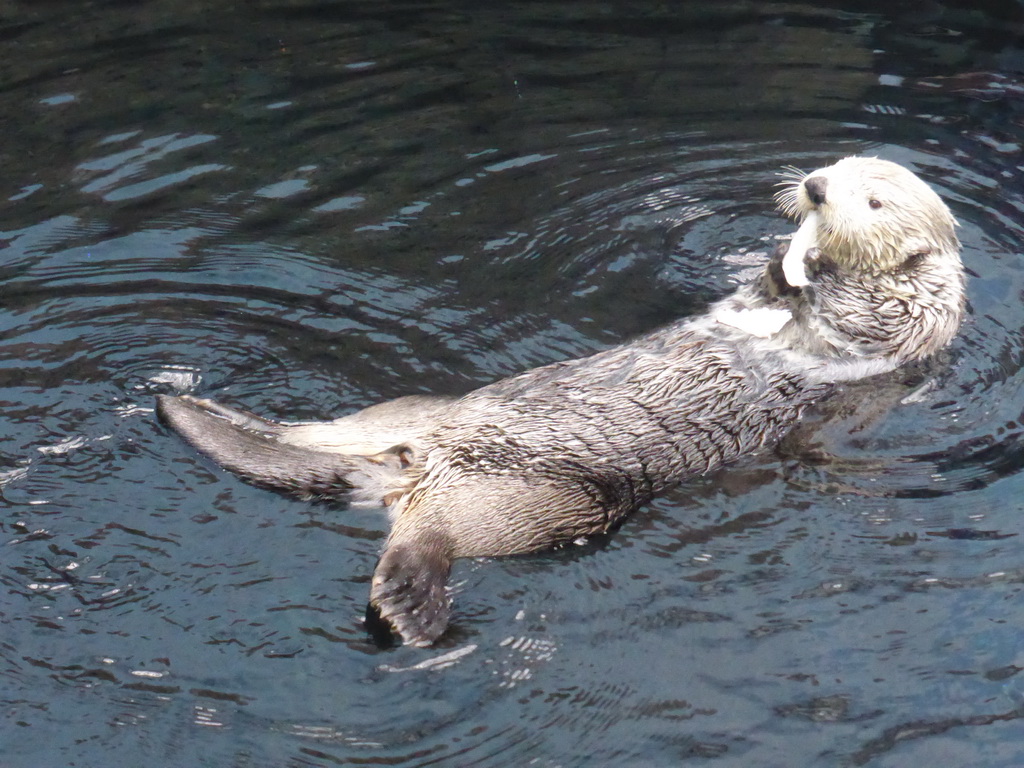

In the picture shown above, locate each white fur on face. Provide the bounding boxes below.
[773,156,959,273]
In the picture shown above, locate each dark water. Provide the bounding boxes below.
[4,1,1024,765]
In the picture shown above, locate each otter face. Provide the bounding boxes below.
[775,156,959,273]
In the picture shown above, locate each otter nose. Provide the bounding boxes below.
[803,176,827,206]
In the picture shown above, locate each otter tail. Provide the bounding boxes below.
[155,395,409,504]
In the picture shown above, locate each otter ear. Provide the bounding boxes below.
[899,239,935,270]
[906,237,933,255]
[369,538,452,647]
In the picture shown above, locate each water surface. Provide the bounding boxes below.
[4,2,1024,766]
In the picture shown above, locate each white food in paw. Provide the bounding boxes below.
[782,210,819,287]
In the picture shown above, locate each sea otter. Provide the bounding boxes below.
[156,157,965,646]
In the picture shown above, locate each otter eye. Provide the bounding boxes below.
[869,198,883,210]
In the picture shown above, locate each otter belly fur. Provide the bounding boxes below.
[156,156,966,647]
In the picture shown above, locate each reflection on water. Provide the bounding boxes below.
[3,1,1024,766]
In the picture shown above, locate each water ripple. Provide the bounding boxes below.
[3,2,1024,767]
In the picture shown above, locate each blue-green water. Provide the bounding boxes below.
[4,2,1024,765]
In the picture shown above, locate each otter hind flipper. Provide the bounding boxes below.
[369,539,452,647]
[174,395,285,435]
[156,394,357,500]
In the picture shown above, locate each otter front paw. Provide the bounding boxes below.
[804,248,838,280]
[369,541,452,647]
[766,243,802,298]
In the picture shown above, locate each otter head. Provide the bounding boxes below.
[775,156,960,275]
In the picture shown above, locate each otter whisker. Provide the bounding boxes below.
[773,182,804,220]
[775,165,807,183]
